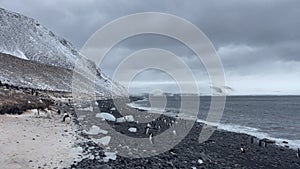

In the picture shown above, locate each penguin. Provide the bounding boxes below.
[259,140,263,147]
[172,130,177,136]
[146,123,151,128]
[145,123,151,135]
[250,137,255,144]
[63,113,71,124]
[240,147,246,153]
[297,148,300,158]
[145,128,149,135]
[149,133,153,144]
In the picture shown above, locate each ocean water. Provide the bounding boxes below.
[129,96,300,149]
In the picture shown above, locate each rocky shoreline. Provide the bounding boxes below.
[71,99,300,169]
[1,84,299,169]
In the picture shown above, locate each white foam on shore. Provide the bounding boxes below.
[197,119,300,150]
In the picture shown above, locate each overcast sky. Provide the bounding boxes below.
[1,0,300,95]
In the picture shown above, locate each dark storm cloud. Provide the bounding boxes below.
[1,0,300,94]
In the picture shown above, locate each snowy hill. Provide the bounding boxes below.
[0,8,125,97]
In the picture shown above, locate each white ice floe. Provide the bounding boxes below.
[84,125,108,135]
[96,113,116,121]
[128,127,137,133]
[103,151,117,162]
[94,136,111,146]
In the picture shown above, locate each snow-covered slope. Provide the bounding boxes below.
[0,8,77,68]
[0,8,125,97]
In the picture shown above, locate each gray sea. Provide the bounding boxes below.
[129,96,300,149]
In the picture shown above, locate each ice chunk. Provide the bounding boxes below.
[85,125,108,135]
[125,115,134,122]
[95,136,111,146]
[78,106,93,111]
[96,113,116,121]
[116,115,134,123]
[103,151,116,162]
[198,159,203,164]
[128,127,137,133]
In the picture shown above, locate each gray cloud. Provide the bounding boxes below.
[1,0,300,94]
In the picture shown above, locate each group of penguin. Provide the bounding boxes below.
[247,136,300,158]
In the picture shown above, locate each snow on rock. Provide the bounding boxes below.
[96,113,116,122]
[198,159,204,164]
[110,107,116,111]
[84,125,108,135]
[128,127,137,133]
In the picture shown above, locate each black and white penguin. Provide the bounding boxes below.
[240,147,246,153]
[145,123,151,135]
[149,133,154,144]
[63,113,71,124]
[259,140,264,147]
[297,148,300,158]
